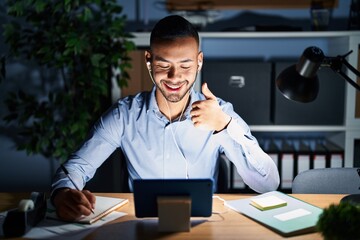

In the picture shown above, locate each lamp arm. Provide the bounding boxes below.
[337,70,360,91]
[341,58,360,78]
[323,52,360,91]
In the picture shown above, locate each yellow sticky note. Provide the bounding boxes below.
[250,195,287,211]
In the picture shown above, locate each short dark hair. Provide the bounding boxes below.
[150,15,199,48]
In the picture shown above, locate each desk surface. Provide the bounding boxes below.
[0,192,344,240]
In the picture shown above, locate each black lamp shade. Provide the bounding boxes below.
[276,46,324,103]
[276,64,320,103]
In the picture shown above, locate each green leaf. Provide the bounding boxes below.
[82,7,93,22]
[7,1,25,16]
[91,54,105,67]
[34,0,47,13]
[3,24,15,40]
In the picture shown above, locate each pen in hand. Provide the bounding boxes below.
[61,164,95,214]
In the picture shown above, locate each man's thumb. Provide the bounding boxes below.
[202,82,216,100]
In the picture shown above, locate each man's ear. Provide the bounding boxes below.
[197,51,204,71]
[144,50,152,68]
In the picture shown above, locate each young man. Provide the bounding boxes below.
[51,15,280,221]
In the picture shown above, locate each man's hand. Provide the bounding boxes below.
[53,188,96,221]
[191,82,231,131]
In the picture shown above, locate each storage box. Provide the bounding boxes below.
[202,60,272,125]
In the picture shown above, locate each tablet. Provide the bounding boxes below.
[133,179,214,218]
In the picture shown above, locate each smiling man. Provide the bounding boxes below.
[51,15,280,221]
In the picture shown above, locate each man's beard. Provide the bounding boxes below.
[159,81,194,103]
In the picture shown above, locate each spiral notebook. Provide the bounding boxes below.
[47,196,128,224]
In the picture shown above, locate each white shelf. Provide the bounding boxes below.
[133,31,360,39]
[250,125,347,132]
[199,31,360,38]
[132,31,360,46]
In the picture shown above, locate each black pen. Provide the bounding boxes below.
[61,164,95,214]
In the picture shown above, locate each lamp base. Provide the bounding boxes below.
[340,194,360,205]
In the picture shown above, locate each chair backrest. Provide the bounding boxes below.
[86,148,130,193]
[292,168,360,194]
[216,154,230,193]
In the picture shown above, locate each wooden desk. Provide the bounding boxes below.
[0,193,344,240]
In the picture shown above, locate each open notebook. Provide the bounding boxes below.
[47,196,128,224]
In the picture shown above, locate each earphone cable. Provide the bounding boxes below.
[147,62,194,179]
[165,92,190,179]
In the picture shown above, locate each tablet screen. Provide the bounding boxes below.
[133,179,214,218]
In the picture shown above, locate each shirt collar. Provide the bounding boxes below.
[149,86,202,121]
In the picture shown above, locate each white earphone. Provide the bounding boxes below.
[146,61,156,85]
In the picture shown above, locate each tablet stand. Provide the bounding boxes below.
[157,196,191,232]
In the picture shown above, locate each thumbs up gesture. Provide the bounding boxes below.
[191,82,232,131]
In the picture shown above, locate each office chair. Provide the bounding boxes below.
[116,148,130,192]
[216,154,230,193]
[86,148,130,193]
[292,168,360,194]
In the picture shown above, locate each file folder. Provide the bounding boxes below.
[267,138,280,168]
[323,140,344,168]
[280,140,295,189]
[312,140,327,169]
[263,138,281,187]
[296,140,311,175]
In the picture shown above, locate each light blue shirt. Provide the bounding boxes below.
[52,87,279,193]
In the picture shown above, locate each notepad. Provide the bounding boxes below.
[47,196,128,224]
[250,195,287,211]
[225,191,323,237]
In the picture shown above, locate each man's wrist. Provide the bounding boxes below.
[51,187,70,206]
[214,116,232,134]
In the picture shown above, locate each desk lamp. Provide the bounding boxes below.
[276,47,360,205]
[276,46,360,103]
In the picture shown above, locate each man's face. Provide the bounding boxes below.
[147,37,203,103]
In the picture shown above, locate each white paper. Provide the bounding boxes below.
[0,210,126,239]
[274,208,311,221]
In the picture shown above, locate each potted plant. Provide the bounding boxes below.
[316,202,360,240]
[1,0,134,162]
